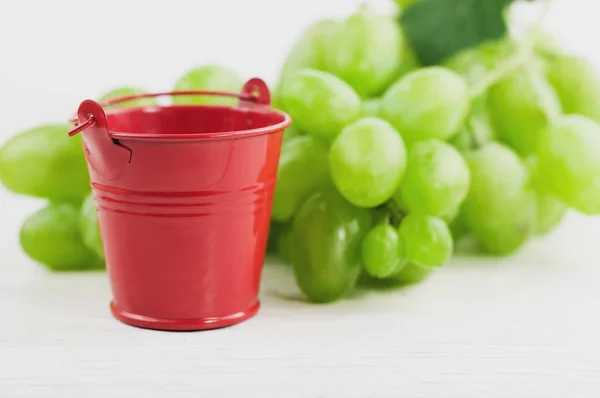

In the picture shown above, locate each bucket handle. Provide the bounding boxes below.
[67,78,271,136]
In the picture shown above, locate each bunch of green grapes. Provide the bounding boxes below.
[267,3,600,304]
[0,122,103,272]
[268,4,471,303]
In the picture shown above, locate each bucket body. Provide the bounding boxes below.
[70,80,290,331]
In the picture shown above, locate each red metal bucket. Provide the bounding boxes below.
[68,78,291,331]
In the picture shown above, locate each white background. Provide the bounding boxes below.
[1,1,600,397]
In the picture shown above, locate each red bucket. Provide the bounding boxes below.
[68,78,291,331]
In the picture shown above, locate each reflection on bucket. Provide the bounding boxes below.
[68,78,291,331]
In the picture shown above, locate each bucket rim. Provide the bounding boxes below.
[104,104,292,141]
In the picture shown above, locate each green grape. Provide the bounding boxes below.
[0,124,90,203]
[361,222,406,278]
[172,65,243,106]
[537,115,600,214]
[272,135,330,221]
[278,69,362,141]
[398,214,453,268]
[380,67,470,145]
[397,139,470,218]
[388,262,433,285]
[525,156,567,235]
[99,87,156,108]
[20,203,102,271]
[487,67,562,155]
[79,193,105,260]
[461,143,536,254]
[274,19,337,113]
[329,117,407,208]
[360,98,381,118]
[278,19,338,83]
[324,6,404,98]
[289,190,372,303]
[545,55,600,123]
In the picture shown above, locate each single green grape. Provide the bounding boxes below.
[361,222,406,278]
[537,115,600,214]
[487,67,562,155]
[461,143,536,254]
[324,6,404,98]
[278,19,338,83]
[329,117,407,208]
[99,87,156,108]
[289,189,372,303]
[545,55,600,123]
[398,214,453,268]
[172,64,243,105]
[380,67,470,145]
[278,69,362,141]
[360,98,381,118]
[272,135,330,221]
[0,124,90,203]
[397,139,470,218]
[525,156,567,235]
[79,193,105,260]
[20,203,102,271]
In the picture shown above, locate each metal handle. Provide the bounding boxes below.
[68,115,96,137]
[67,78,271,136]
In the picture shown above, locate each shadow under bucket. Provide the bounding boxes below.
[68,78,291,331]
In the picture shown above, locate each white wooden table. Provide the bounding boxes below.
[1,191,599,398]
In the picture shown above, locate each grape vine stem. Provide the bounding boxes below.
[468,46,532,99]
[468,0,554,99]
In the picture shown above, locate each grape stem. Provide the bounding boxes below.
[468,46,532,99]
[468,0,553,99]
[383,199,406,228]
[466,118,487,150]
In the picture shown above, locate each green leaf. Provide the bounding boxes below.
[400,0,536,66]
